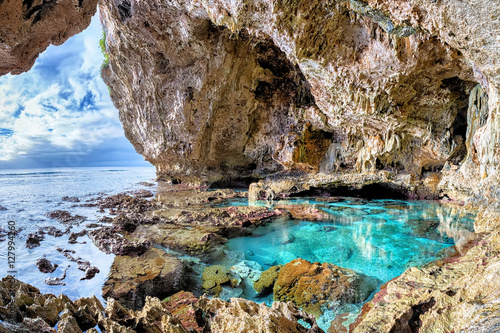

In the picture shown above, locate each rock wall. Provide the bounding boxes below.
[0,0,98,75]
[100,0,500,198]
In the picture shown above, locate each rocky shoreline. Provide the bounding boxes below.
[1,180,493,332]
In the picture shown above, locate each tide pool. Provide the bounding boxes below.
[212,197,476,330]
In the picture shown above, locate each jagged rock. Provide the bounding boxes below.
[0,0,98,75]
[198,297,324,333]
[127,189,154,198]
[349,231,500,333]
[45,210,86,224]
[97,193,155,212]
[57,311,82,333]
[254,265,283,296]
[68,229,87,244]
[98,0,500,199]
[274,259,378,317]
[88,226,151,256]
[44,266,69,286]
[41,226,69,237]
[25,232,44,249]
[103,247,185,309]
[35,258,58,273]
[163,291,202,333]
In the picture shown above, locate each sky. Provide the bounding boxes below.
[0,14,152,169]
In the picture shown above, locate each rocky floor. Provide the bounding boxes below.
[4,180,499,332]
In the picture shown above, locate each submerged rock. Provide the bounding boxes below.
[274,259,378,317]
[103,247,185,309]
[25,232,44,249]
[44,266,69,286]
[35,258,58,273]
[62,196,80,203]
[45,210,86,224]
[254,265,283,296]
[201,265,234,297]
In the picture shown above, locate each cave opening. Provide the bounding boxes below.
[441,77,478,165]
[291,182,407,199]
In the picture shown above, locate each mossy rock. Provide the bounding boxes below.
[254,265,283,296]
[202,265,231,296]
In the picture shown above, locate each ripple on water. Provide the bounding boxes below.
[214,197,475,331]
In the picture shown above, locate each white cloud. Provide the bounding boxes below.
[0,13,127,164]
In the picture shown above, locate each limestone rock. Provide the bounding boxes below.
[98,0,500,199]
[198,297,324,333]
[350,231,500,333]
[274,259,377,317]
[0,0,98,75]
[163,291,202,333]
[103,247,185,309]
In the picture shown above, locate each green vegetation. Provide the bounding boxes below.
[99,30,109,69]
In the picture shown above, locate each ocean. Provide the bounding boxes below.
[0,167,157,302]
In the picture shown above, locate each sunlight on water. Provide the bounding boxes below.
[215,197,476,330]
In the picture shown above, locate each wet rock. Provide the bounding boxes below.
[41,226,69,237]
[127,189,154,198]
[274,259,378,317]
[275,205,331,221]
[254,265,283,296]
[26,232,44,249]
[79,266,99,281]
[61,196,80,203]
[45,210,86,224]
[98,193,155,213]
[44,266,69,286]
[84,223,103,228]
[202,265,235,297]
[138,182,155,187]
[99,216,113,223]
[68,229,87,244]
[103,247,185,309]
[111,213,156,233]
[198,297,323,333]
[36,258,58,273]
[0,205,7,211]
[88,226,151,256]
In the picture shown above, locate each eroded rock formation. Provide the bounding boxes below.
[0,276,322,333]
[100,0,500,201]
[0,0,98,75]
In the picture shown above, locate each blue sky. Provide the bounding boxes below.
[0,14,151,169]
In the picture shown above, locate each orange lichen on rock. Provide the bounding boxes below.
[273,258,377,317]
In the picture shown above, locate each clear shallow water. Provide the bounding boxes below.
[0,167,156,302]
[215,197,476,330]
[0,169,477,331]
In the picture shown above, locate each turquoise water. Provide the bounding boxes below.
[215,197,476,330]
